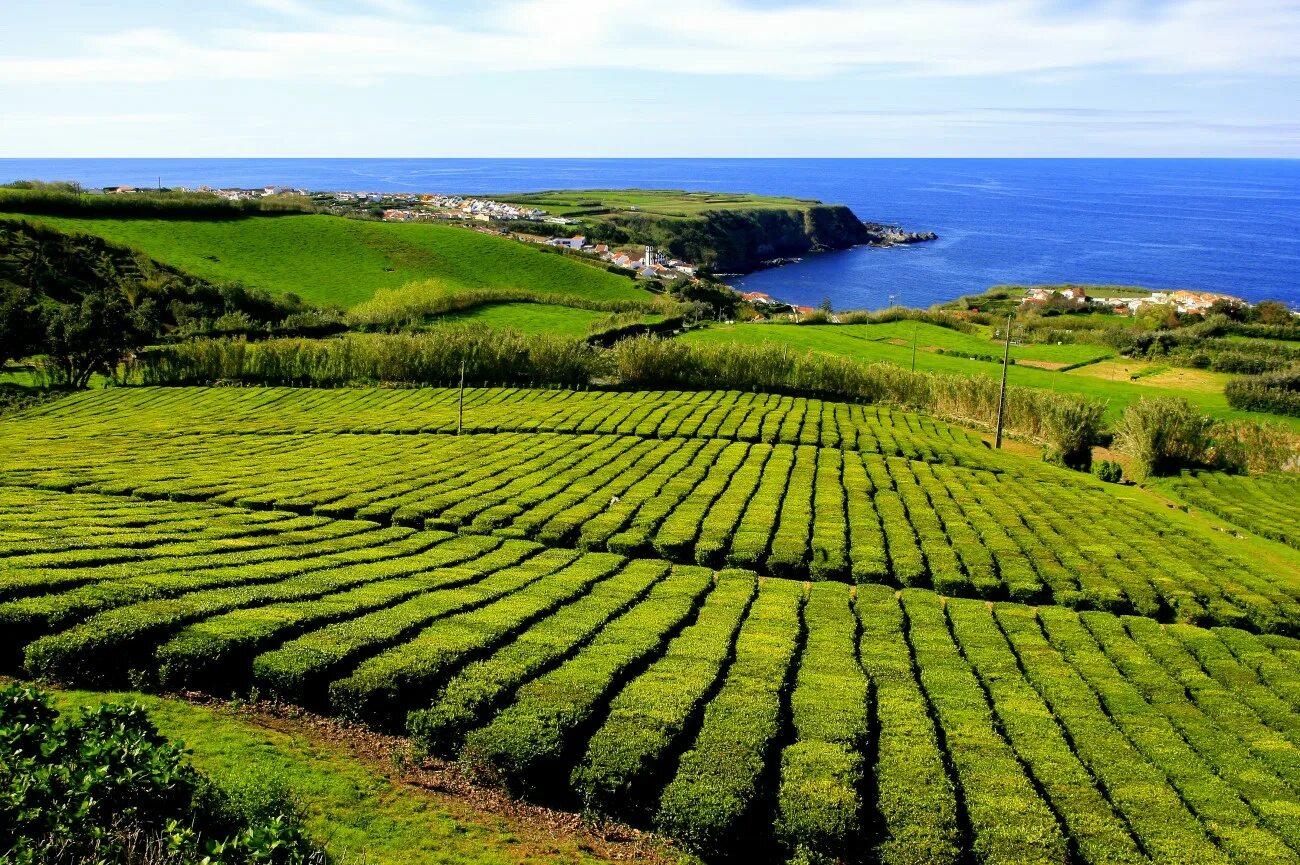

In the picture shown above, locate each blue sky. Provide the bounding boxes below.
[2,0,1298,156]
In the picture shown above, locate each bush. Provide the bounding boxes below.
[0,683,316,864]
[1225,367,1300,417]
[1092,460,1124,484]
[1114,398,1215,479]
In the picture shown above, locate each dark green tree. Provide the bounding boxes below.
[1253,300,1295,326]
[44,287,143,387]
[0,282,44,367]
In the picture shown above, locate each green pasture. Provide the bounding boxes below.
[429,302,607,337]
[826,320,1114,366]
[494,189,817,219]
[1,213,649,308]
[682,322,1300,429]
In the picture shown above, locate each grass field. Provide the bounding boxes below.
[427,302,611,337]
[8,385,1300,864]
[1,213,649,307]
[682,322,1300,428]
[493,189,819,219]
[423,302,665,338]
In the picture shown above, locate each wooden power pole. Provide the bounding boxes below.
[457,360,465,435]
[994,314,1012,449]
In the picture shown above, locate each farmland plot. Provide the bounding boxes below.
[4,391,1300,628]
[8,385,1300,864]
[5,488,1300,863]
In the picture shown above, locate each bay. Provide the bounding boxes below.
[2,158,1296,309]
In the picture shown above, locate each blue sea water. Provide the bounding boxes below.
[2,158,1297,309]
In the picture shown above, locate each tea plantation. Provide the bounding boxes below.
[5,387,1300,864]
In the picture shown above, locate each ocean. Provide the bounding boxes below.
[2,158,1297,310]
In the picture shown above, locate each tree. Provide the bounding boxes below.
[44,288,143,388]
[1253,300,1294,326]
[0,282,43,367]
[819,296,833,314]
[1114,397,1213,480]
[1208,298,1247,321]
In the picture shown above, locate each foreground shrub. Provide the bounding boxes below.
[0,683,316,865]
[1114,398,1214,479]
[1092,460,1124,483]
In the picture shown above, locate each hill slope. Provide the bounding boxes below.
[0,213,650,307]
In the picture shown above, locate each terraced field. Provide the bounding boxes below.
[5,389,1298,630]
[1163,471,1300,551]
[6,386,1300,864]
[5,488,1300,863]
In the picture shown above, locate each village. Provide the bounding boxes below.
[1022,285,1251,316]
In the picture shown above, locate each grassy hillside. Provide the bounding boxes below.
[1,212,650,308]
[427,302,610,337]
[682,321,1300,429]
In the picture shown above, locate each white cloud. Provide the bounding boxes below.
[1,0,1297,85]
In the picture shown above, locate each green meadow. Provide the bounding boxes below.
[1,213,649,307]
[683,321,1300,428]
[426,302,612,337]
[494,189,818,219]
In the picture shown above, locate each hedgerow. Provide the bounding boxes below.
[406,559,670,754]
[654,578,804,860]
[328,553,625,727]
[774,583,868,864]
[459,566,714,793]
[571,571,756,817]
[1037,607,1296,863]
[995,604,1235,863]
[249,543,559,707]
[901,591,1068,865]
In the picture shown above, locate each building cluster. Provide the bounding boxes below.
[539,240,698,281]
[739,291,817,319]
[198,186,308,200]
[99,185,308,199]
[370,194,547,223]
[1024,286,1249,316]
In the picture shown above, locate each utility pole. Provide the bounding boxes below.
[994,314,1012,449]
[457,359,465,435]
[911,322,918,372]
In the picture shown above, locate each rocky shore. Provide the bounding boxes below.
[861,221,939,247]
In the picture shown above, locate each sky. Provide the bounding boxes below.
[2,0,1298,157]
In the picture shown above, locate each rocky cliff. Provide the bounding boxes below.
[598,205,929,273]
